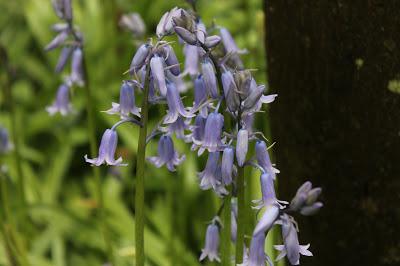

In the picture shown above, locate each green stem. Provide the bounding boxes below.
[135,65,151,266]
[81,55,115,265]
[221,186,232,266]
[235,166,245,264]
[0,173,29,266]
[0,46,26,207]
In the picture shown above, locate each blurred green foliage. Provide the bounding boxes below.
[0,0,269,265]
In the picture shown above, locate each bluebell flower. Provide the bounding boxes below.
[255,140,280,180]
[243,78,278,113]
[201,59,219,98]
[252,173,278,210]
[221,147,234,185]
[221,69,240,112]
[70,48,84,86]
[219,27,246,55]
[198,112,224,155]
[183,44,199,76]
[190,115,207,152]
[45,30,68,51]
[46,84,72,116]
[193,75,208,117]
[253,203,280,236]
[0,127,12,154]
[198,152,227,196]
[85,129,126,166]
[240,233,273,266]
[236,129,249,167]
[162,44,180,76]
[196,19,207,44]
[205,35,221,48]
[300,202,323,216]
[55,46,72,73]
[130,44,151,75]
[290,181,323,214]
[172,10,197,45]
[160,117,191,142]
[147,135,185,172]
[119,13,146,37]
[164,80,195,124]
[105,81,140,118]
[150,55,167,96]
[156,7,181,38]
[275,214,313,265]
[289,181,312,211]
[199,219,221,262]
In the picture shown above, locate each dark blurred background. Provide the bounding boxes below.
[264,1,400,265]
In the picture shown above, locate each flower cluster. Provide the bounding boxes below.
[84,4,323,266]
[45,0,84,116]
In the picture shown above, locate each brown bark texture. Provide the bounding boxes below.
[264,1,400,265]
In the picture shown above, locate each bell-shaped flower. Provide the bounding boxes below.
[70,48,84,86]
[150,55,167,96]
[198,152,228,196]
[164,80,194,124]
[219,27,246,54]
[162,44,180,76]
[243,79,278,113]
[252,172,279,210]
[199,219,221,262]
[196,20,207,44]
[190,115,207,152]
[160,117,191,142]
[200,112,224,154]
[130,44,151,75]
[193,75,208,117]
[221,147,234,185]
[241,233,273,266]
[55,46,72,73]
[221,69,240,112]
[156,7,181,38]
[0,127,12,154]
[255,140,280,179]
[183,44,199,76]
[105,81,140,118]
[172,9,197,45]
[275,214,313,265]
[205,35,221,48]
[46,84,72,116]
[253,203,280,236]
[147,135,185,172]
[85,129,126,166]
[201,59,219,98]
[236,129,248,167]
[290,181,322,214]
[119,13,146,37]
[45,30,68,51]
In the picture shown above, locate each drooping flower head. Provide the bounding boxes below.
[241,233,273,266]
[275,214,313,265]
[255,140,280,180]
[199,218,221,262]
[221,146,234,185]
[198,152,227,196]
[46,83,72,116]
[105,81,140,118]
[85,129,126,166]
[164,80,195,124]
[147,135,185,172]
[199,112,224,155]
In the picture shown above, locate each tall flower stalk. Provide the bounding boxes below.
[45,0,114,264]
[85,2,323,266]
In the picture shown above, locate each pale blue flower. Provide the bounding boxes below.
[147,135,185,172]
[85,129,126,166]
[199,219,221,262]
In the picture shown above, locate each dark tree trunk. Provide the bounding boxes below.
[264,1,400,265]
